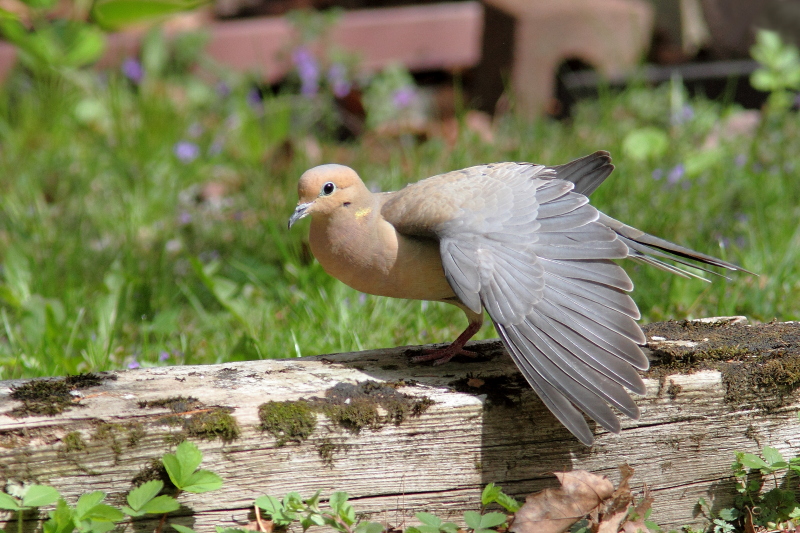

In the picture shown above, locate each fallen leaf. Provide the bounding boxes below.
[510,470,614,533]
[620,486,653,533]
[596,464,635,533]
[744,507,755,533]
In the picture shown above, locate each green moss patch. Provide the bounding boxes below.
[8,373,111,418]
[138,396,202,411]
[644,320,800,409]
[183,408,240,442]
[258,400,317,446]
[139,396,240,443]
[316,380,433,433]
[63,431,87,452]
[257,381,432,446]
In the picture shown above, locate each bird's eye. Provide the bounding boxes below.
[321,182,336,196]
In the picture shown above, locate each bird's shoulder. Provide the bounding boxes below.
[380,162,556,237]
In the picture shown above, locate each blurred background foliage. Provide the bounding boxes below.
[0,0,795,379]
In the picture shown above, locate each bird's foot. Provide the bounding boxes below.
[411,344,477,365]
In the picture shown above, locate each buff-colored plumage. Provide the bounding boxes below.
[288,152,749,445]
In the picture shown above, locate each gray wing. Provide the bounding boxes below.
[427,163,648,445]
[556,152,753,280]
[552,151,614,197]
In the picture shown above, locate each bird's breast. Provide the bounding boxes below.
[309,215,456,302]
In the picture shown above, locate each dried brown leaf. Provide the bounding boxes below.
[596,464,636,533]
[510,470,614,533]
[620,486,653,533]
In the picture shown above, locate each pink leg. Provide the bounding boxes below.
[411,319,483,366]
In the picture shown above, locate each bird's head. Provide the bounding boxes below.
[288,164,369,229]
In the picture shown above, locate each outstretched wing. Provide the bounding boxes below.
[384,161,648,445]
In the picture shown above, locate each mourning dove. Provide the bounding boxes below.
[288,151,748,445]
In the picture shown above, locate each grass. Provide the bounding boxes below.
[0,61,795,380]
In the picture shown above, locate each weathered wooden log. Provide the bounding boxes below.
[2,318,800,532]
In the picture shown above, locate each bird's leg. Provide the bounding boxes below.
[412,310,484,366]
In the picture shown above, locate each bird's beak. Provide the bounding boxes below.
[288,202,312,229]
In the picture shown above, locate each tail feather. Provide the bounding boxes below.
[555,152,752,277]
[553,151,614,197]
[598,213,753,275]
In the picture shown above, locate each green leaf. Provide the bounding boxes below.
[305,489,322,510]
[164,440,204,489]
[739,453,770,470]
[463,511,482,530]
[718,508,739,521]
[92,0,210,31]
[120,506,144,517]
[43,499,75,533]
[406,528,422,533]
[84,519,117,533]
[329,491,348,514]
[141,495,180,514]
[162,452,184,489]
[176,440,203,474]
[478,512,507,529]
[495,492,520,513]
[22,485,60,508]
[19,0,59,9]
[354,521,384,533]
[84,503,125,522]
[171,524,197,533]
[62,24,106,68]
[127,480,163,511]
[622,127,669,162]
[181,469,223,493]
[763,446,786,467]
[308,513,325,526]
[0,492,21,510]
[284,492,304,511]
[415,527,440,533]
[481,483,501,506]
[76,491,106,519]
[340,504,356,526]
[255,495,282,514]
[440,523,459,533]
[416,512,442,527]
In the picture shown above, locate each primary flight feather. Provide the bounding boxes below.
[288,151,749,445]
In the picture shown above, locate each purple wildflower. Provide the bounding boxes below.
[672,104,694,125]
[178,211,193,225]
[216,81,231,98]
[667,164,685,184]
[392,86,415,109]
[128,360,140,369]
[651,168,663,180]
[247,88,263,108]
[292,46,320,97]
[159,351,170,362]
[209,138,224,155]
[122,58,143,84]
[174,141,200,163]
[187,122,203,138]
[327,63,351,98]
